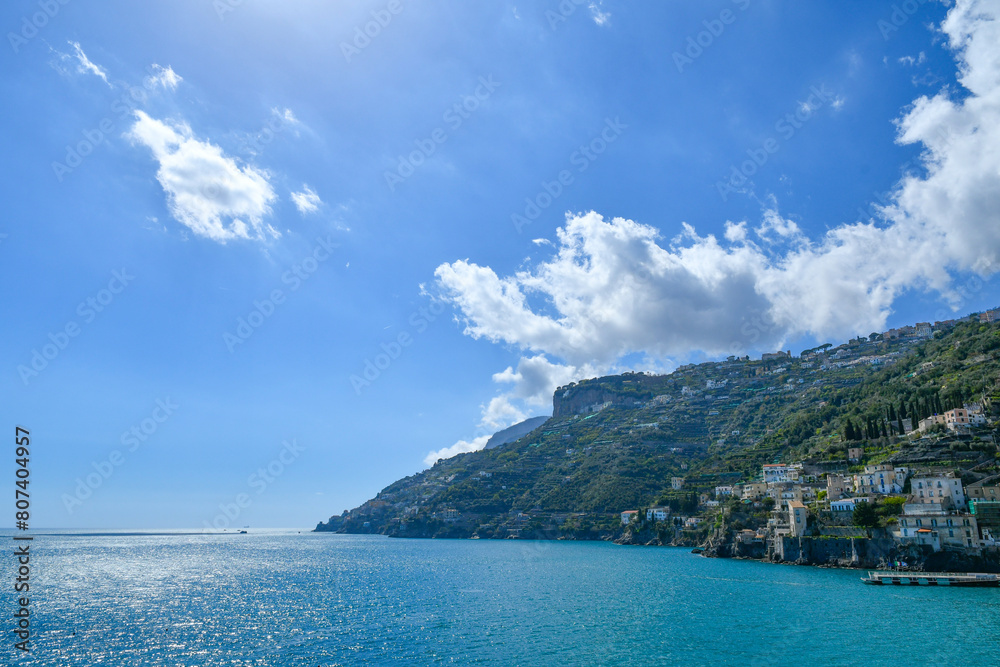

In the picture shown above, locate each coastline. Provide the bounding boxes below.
[316,526,1000,574]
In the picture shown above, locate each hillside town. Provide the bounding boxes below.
[621,399,999,563]
[319,311,1000,571]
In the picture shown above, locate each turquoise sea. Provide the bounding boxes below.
[3,530,999,666]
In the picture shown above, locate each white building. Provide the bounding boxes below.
[830,497,868,513]
[762,464,802,484]
[911,473,965,508]
[857,464,905,495]
[897,504,979,551]
[715,485,734,497]
[646,507,669,522]
[788,500,808,537]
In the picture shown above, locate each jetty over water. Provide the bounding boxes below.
[861,572,999,587]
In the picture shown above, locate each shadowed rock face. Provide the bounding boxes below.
[484,416,551,450]
[553,385,641,418]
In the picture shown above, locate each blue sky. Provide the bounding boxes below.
[3,0,1000,528]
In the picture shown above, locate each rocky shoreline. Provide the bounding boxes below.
[320,523,1000,574]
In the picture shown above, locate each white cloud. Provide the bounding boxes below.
[423,355,589,465]
[423,435,490,467]
[291,185,322,215]
[145,64,182,91]
[272,107,302,131]
[724,221,748,243]
[899,52,928,66]
[60,41,110,85]
[276,107,298,123]
[589,1,611,26]
[126,111,278,243]
[478,396,527,432]
[434,0,1000,428]
[754,207,805,244]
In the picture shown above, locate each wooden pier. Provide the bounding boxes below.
[861,571,999,587]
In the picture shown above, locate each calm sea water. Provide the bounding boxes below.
[3,530,999,666]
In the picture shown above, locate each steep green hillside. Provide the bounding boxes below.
[317,316,1000,538]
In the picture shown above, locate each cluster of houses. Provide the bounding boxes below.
[825,465,997,551]
[619,508,705,530]
[748,460,1000,553]
[917,405,988,432]
[621,455,1000,555]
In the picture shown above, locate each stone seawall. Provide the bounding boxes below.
[775,536,908,568]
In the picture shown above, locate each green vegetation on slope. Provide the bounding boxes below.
[318,317,1000,538]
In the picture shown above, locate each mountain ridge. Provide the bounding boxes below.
[317,310,1000,540]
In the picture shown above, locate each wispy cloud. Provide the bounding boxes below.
[145,64,182,91]
[127,111,278,243]
[56,41,111,86]
[899,52,927,66]
[431,0,1000,454]
[589,1,611,26]
[291,185,322,215]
